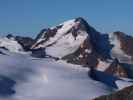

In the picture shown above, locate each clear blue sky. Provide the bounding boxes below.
[0,0,133,37]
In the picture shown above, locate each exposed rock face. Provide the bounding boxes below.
[94,85,133,100]
[31,48,46,58]
[62,18,101,67]
[6,34,14,39]
[105,59,128,78]
[62,36,98,67]
[109,32,133,63]
[120,63,133,79]
[6,34,35,51]
[15,36,35,51]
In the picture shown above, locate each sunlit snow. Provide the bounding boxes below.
[0,52,111,100]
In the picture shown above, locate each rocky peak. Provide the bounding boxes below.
[109,31,133,63]
[32,17,101,49]
[32,18,90,51]
[114,31,133,61]
[6,34,14,39]
[31,17,103,67]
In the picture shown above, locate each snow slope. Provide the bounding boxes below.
[32,18,88,58]
[0,52,111,100]
[0,37,23,53]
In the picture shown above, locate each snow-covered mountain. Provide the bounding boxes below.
[109,31,133,64]
[0,17,132,80]
[32,17,101,68]
[0,36,23,53]
[0,17,133,100]
[31,17,133,77]
[32,18,90,57]
[6,34,35,51]
[31,17,133,89]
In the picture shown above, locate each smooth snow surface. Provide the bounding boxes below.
[45,32,88,58]
[0,53,111,100]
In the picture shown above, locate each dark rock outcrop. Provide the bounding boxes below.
[6,34,14,39]
[105,59,128,78]
[31,48,46,58]
[61,18,115,67]
[6,34,35,51]
[120,63,133,79]
[62,37,98,67]
[33,25,63,49]
[89,68,119,89]
[15,36,35,51]
[94,85,133,100]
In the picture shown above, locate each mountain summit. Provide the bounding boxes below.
[31,17,101,66]
[31,17,133,69]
